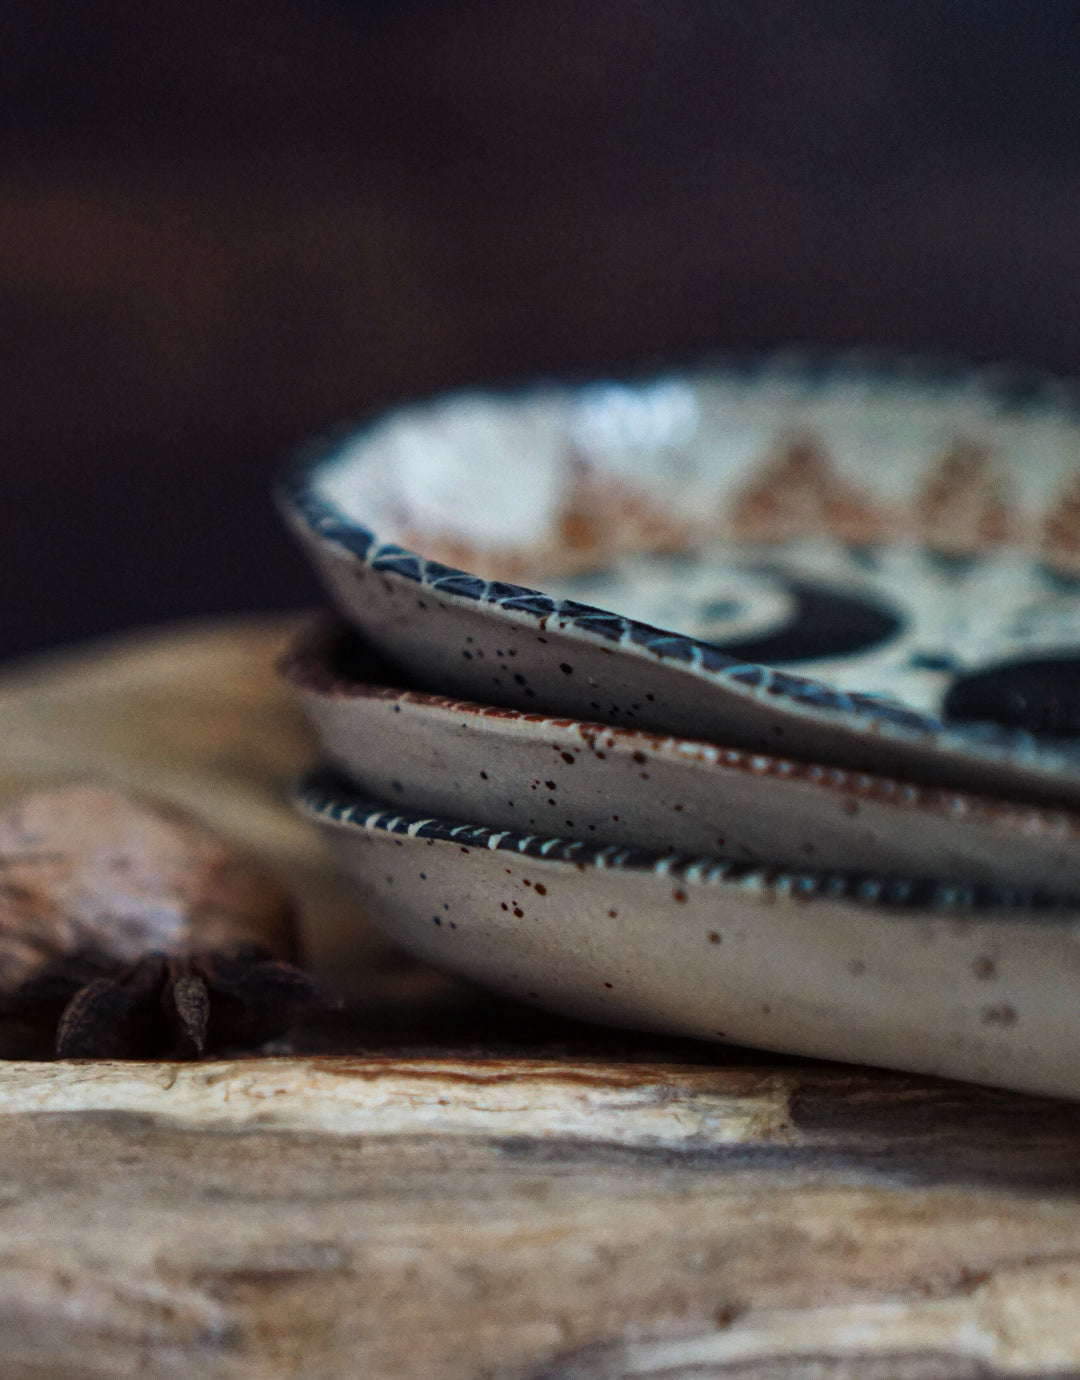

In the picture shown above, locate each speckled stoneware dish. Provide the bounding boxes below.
[280,354,1080,803]
[283,619,1080,893]
[299,773,1080,1099]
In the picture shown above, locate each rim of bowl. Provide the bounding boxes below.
[281,617,1080,835]
[277,349,1080,775]
[297,769,1080,916]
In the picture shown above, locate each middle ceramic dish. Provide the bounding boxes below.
[283,619,1080,892]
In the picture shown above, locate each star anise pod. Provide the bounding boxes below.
[0,785,337,1059]
[0,943,328,1059]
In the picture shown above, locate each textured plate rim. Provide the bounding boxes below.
[297,770,1079,917]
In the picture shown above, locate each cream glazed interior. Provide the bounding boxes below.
[282,355,1080,800]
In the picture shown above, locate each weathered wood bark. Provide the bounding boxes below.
[2,620,1080,1379]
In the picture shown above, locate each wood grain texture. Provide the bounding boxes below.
[2,620,1080,1378]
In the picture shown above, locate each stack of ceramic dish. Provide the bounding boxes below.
[279,353,1080,1099]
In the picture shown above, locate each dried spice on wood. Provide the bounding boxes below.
[0,785,333,1058]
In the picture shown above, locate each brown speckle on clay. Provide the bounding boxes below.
[708,932,721,944]
[982,1003,1017,1026]
[847,959,866,976]
[973,955,997,979]
[673,889,688,904]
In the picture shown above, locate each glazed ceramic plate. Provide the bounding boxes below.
[283,619,1080,893]
[280,354,1080,803]
[299,772,1080,1099]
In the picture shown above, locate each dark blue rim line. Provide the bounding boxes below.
[299,770,1079,914]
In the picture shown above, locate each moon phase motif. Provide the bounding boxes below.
[710,574,904,665]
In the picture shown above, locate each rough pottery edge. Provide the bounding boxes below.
[297,770,1080,917]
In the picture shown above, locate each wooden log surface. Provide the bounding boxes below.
[2,618,1080,1379]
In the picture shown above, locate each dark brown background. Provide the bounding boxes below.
[5,1,1080,658]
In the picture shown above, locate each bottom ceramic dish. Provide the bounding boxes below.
[300,773,1080,1100]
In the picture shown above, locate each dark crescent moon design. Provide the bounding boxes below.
[711,576,904,665]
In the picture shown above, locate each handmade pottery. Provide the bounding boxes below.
[283,619,1080,892]
[299,772,1080,1100]
[280,354,1080,802]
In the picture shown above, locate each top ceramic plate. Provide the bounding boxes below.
[280,352,1080,803]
